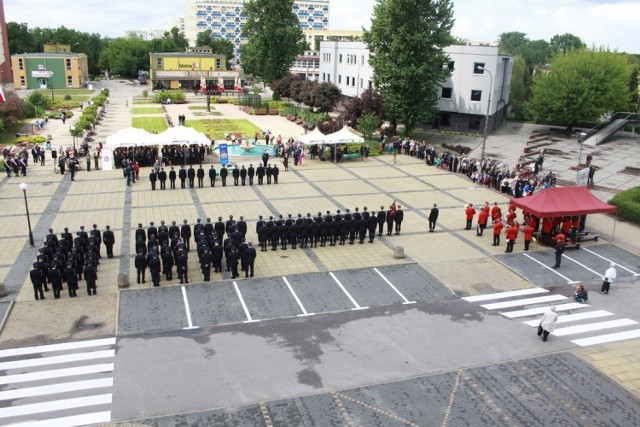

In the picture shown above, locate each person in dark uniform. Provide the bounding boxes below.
[169,167,177,189]
[162,249,174,281]
[258,223,269,252]
[358,217,368,244]
[348,217,358,244]
[212,241,223,273]
[148,222,158,240]
[394,205,404,235]
[158,168,167,190]
[228,247,239,279]
[377,206,386,236]
[48,264,63,299]
[248,164,255,185]
[179,166,187,189]
[553,238,565,269]
[149,169,157,190]
[135,251,147,284]
[181,219,192,250]
[90,224,102,259]
[46,228,59,250]
[270,222,280,251]
[200,249,212,282]
[232,166,240,186]
[176,251,189,284]
[187,165,196,188]
[266,164,273,184]
[386,208,394,236]
[63,262,78,297]
[84,263,97,295]
[338,216,348,245]
[30,265,46,300]
[240,165,247,185]
[214,217,225,242]
[368,212,378,243]
[197,166,205,188]
[257,164,265,185]
[273,164,279,184]
[209,166,217,187]
[243,242,257,277]
[428,203,439,232]
[261,151,269,168]
[220,165,228,186]
[148,253,161,287]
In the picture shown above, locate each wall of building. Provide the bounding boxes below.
[319,41,372,98]
[11,54,89,89]
[149,52,239,90]
[0,0,12,84]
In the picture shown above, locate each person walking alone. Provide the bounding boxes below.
[538,305,558,342]
[600,263,617,295]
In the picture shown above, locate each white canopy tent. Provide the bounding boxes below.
[104,127,155,149]
[152,126,211,146]
[324,126,365,144]
[298,127,328,144]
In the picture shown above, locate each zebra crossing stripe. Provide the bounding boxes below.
[0,338,116,358]
[553,319,638,337]
[0,377,113,401]
[5,411,112,427]
[0,393,112,419]
[462,288,548,303]
[571,329,640,347]
[522,310,614,327]
[481,294,567,310]
[0,350,114,370]
[0,363,115,386]
[501,303,588,319]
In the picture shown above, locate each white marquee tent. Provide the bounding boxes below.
[324,126,365,144]
[104,127,155,149]
[153,126,211,146]
[298,127,328,144]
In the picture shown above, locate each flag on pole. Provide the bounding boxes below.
[0,85,6,103]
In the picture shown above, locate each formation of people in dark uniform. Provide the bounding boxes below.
[147,163,281,190]
[29,224,115,300]
[254,204,404,252]
[112,144,209,169]
[133,216,257,285]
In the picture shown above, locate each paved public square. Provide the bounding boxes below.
[0,80,639,426]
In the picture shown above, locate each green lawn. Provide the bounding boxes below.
[34,89,94,102]
[186,119,262,140]
[132,117,169,133]
[133,107,163,115]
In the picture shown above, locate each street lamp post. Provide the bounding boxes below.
[577,131,587,166]
[70,125,76,150]
[478,66,494,165]
[19,183,34,246]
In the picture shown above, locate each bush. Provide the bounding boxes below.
[153,90,186,104]
[15,135,47,144]
[609,187,640,224]
[64,94,72,101]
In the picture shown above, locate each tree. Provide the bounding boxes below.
[270,74,299,99]
[520,39,550,68]
[7,22,35,54]
[0,91,27,124]
[498,32,529,55]
[314,82,342,113]
[241,0,304,82]
[357,113,380,140]
[210,39,235,67]
[549,33,586,55]
[164,27,189,51]
[196,30,214,47]
[363,0,454,135]
[340,87,385,126]
[102,37,150,77]
[509,55,528,106]
[531,49,632,130]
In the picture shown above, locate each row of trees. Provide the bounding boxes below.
[270,75,341,114]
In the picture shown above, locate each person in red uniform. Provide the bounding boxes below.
[492,218,504,246]
[465,203,476,230]
[541,217,553,240]
[491,202,501,222]
[477,208,489,236]
[555,231,566,244]
[505,223,518,252]
[561,217,572,234]
[523,222,535,251]
[506,208,516,225]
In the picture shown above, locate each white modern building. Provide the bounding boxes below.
[184,0,330,58]
[124,29,169,41]
[319,41,513,134]
[291,50,320,81]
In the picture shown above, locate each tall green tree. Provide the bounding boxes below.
[498,31,528,55]
[196,30,214,47]
[531,49,632,130]
[509,54,528,106]
[363,0,454,135]
[6,22,35,54]
[241,0,303,82]
[549,33,586,55]
[164,27,189,51]
[210,39,235,67]
[101,37,150,77]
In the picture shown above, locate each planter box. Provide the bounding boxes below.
[174,99,186,104]
[268,110,280,115]
[255,110,267,115]
[216,99,228,104]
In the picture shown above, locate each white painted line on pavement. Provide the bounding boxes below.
[553,318,638,337]
[0,363,114,385]
[6,411,112,427]
[582,248,640,276]
[282,276,314,316]
[0,338,116,359]
[329,272,368,310]
[181,286,199,330]
[500,303,588,319]
[522,253,579,283]
[481,294,567,310]
[0,393,112,419]
[0,378,113,401]
[562,254,603,277]
[571,329,640,347]
[463,288,548,302]
[522,310,614,327]
[0,350,115,371]
[233,281,259,323]
[373,268,416,305]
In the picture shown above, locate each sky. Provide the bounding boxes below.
[4,0,640,54]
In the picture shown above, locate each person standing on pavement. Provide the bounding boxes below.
[476,207,489,236]
[197,165,205,188]
[552,238,565,269]
[505,223,518,253]
[492,218,504,246]
[377,206,386,236]
[428,204,439,232]
[135,251,147,284]
[394,205,404,235]
[538,305,558,342]
[523,222,534,251]
[243,242,257,277]
[600,263,617,294]
[30,265,46,300]
[158,168,167,190]
[103,225,115,258]
[209,165,217,187]
[169,167,177,189]
[465,203,476,230]
[149,169,157,190]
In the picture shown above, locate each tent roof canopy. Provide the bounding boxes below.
[298,127,327,144]
[510,186,617,217]
[105,126,211,148]
[315,126,365,145]
[104,127,155,149]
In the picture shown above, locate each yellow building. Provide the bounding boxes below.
[150,51,240,91]
[11,52,89,90]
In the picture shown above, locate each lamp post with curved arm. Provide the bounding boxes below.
[478,66,494,165]
[19,183,34,246]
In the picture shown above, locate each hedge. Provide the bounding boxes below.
[609,186,640,224]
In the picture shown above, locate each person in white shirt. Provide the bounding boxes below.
[600,263,617,295]
[538,305,558,342]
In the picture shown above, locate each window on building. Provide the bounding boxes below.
[322,72,325,82]
[339,54,342,63]
[441,87,452,99]
[345,76,349,85]
[20,76,25,87]
[352,77,355,87]
[471,90,482,102]
[216,59,221,68]
[360,78,363,88]
[448,61,455,71]
[474,62,485,74]
[67,76,73,87]
[469,118,481,130]
[338,75,341,84]
[362,55,365,65]
[156,58,163,68]
[66,59,72,70]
